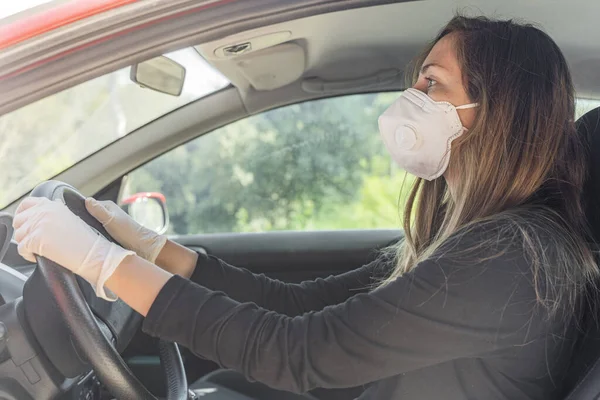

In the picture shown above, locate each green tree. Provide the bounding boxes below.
[125,92,409,234]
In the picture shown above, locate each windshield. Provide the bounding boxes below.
[0,47,229,208]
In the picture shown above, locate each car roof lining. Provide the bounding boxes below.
[197,0,600,105]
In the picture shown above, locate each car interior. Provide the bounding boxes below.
[2,0,600,399]
[3,109,600,400]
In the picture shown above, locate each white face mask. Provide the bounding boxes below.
[378,88,478,181]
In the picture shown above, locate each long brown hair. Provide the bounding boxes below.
[382,15,598,316]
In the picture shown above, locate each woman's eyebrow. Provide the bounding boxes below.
[420,62,446,75]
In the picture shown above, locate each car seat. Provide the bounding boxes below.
[562,106,600,399]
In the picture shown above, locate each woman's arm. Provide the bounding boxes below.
[86,198,389,315]
[153,239,389,316]
[104,254,171,316]
[154,239,198,278]
[106,242,540,394]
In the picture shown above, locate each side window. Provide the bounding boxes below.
[120,93,413,234]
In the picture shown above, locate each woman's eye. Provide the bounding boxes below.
[426,78,436,89]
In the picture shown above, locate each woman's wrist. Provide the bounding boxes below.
[105,254,172,316]
[155,239,199,278]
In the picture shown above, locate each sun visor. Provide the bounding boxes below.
[198,31,304,91]
[234,43,305,91]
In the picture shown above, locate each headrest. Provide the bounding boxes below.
[578,107,600,243]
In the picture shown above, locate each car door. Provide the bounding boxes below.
[114,91,409,398]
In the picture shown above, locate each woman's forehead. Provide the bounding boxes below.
[423,34,461,75]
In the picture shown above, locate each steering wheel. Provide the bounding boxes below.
[24,181,189,400]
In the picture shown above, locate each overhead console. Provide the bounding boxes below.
[198,31,305,91]
[195,7,411,96]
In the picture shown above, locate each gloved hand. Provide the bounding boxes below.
[13,197,135,301]
[85,198,167,264]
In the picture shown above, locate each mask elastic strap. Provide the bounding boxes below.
[455,103,479,110]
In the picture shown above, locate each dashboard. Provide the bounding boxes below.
[0,263,26,304]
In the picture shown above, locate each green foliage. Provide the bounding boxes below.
[124,92,411,234]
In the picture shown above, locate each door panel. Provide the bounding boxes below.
[176,229,402,282]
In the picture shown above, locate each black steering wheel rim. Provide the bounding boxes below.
[27,180,188,400]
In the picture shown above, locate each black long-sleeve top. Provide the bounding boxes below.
[142,221,579,399]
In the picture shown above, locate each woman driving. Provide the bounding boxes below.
[12,15,598,400]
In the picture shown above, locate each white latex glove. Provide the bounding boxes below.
[85,198,167,264]
[13,197,135,301]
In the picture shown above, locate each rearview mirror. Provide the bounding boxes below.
[120,192,169,234]
[130,56,186,96]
